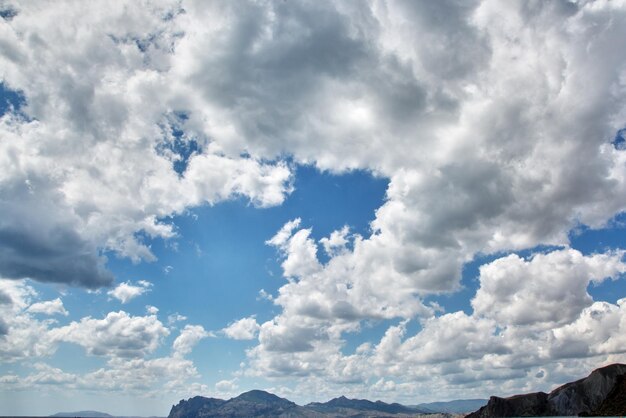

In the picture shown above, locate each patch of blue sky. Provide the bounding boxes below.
[0,7,17,21]
[155,111,202,176]
[613,128,626,150]
[46,343,109,374]
[105,164,388,321]
[570,212,626,304]
[99,165,389,375]
[0,82,26,116]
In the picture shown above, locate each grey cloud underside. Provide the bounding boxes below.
[0,177,112,288]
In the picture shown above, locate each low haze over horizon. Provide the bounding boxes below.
[2,0,626,416]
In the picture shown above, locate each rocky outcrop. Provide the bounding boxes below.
[466,363,626,417]
[169,396,226,418]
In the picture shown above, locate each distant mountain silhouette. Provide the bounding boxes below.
[307,395,424,415]
[50,412,163,418]
[169,390,427,417]
[169,390,306,418]
[415,399,487,414]
[466,363,626,417]
[50,412,112,418]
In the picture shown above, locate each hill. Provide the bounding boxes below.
[415,399,487,414]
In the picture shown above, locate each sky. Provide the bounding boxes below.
[1,0,626,416]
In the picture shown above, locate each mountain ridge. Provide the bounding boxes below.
[466,363,626,417]
[415,399,488,414]
[169,390,431,417]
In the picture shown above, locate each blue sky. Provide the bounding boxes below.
[2,1,626,416]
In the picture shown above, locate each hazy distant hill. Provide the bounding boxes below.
[50,412,112,418]
[169,390,426,417]
[307,395,425,415]
[415,399,487,414]
[50,412,164,418]
[466,363,626,417]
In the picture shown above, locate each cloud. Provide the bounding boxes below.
[232,0,626,392]
[49,311,169,358]
[0,176,113,288]
[27,298,68,316]
[167,313,187,326]
[1,0,625,300]
[0,279,56,362]
[0,320,212,397]
[2,0,626,403]
[172,325,212,357]
[0,1,294,289]
[108,280,152,304]
[472,249,626,327]
[222,316,260,340]
[244,247,626,398]
[0,278,212,398]
[215,379,238,392]
[320,226,350,257]
[0,318,8,336]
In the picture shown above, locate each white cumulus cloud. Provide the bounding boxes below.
[223,316,261,340]
[108,281,152,304]
[27,298,68,316]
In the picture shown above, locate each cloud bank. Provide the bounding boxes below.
[1,0,626,404]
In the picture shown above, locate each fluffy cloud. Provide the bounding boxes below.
[49,311,169,358]
[108,280,152,304]
[0,280,210,398]
[473,249,626,327]
[0,0,294,288]
[172,324,212,357]
[2,0,626,403]
[235,0,626,392]
[27,298,68,316]
[244,247,626,399]
[0,279,56,362]
[223,316,261,340]
[2,0,622,293]
[0,327,210,397]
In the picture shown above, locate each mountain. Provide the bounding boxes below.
[169,390,312,418]
[415,399,487,414]
[168,396,227,418]
[466,363,626,417]
[169,391,425,417]
[306,395,425,415]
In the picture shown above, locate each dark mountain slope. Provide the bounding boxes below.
[466,363,626,417]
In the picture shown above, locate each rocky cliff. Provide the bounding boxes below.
[466,363,626,417]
